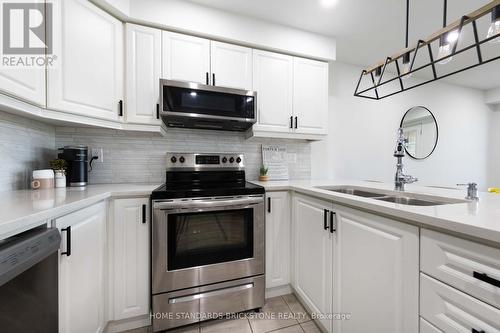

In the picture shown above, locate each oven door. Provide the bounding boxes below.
[152,195,264,294]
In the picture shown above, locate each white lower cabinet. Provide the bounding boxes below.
[265,191,291,289]
[420,273,500,333]
[333,207,419,333]
[292,194,334,333]
[420,318,443,333]
[109,198,150,321]
[290,193,419,333]
[57,202,107,333]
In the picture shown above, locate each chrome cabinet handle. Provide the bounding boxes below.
[294,116,298,129]
[267,197,271,213]
[290,116,293,129]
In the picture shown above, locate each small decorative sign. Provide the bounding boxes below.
[262,145,289,180]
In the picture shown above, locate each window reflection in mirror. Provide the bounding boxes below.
[400,106,438,159]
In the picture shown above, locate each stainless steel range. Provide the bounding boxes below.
[151,153,265,332]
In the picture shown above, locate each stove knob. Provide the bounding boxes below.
[229,157,235,163]
[179,156,185,163]
[222,157,228,163]
[236,157,242,164]
[170,156,177,163]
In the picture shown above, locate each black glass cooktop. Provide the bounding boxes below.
[151,170,265,200]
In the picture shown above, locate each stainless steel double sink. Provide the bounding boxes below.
[316,186,467,206]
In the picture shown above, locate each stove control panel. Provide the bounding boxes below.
[166,153,245,170]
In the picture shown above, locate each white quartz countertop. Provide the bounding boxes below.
[250,179,500,245]
[2,180,500,245]
[0,184,159,240]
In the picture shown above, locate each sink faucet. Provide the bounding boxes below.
[394,128,418,191]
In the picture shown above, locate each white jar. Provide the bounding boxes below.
[54,170,66,188]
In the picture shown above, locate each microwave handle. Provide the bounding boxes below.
[154,197,263,210]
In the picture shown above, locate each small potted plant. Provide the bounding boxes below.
[49,159,67,188]
[259,165,269,181]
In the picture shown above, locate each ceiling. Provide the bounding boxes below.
[185,0,500,91]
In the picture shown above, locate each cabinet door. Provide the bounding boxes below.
[111,198,150,320]
[265,191,290,289]
[125,24,162,125]
[292,57,328,135]
[0,0,46,106]
[420,274,500,333]
[333,207,419,333]
[162,31,210,84]
[293,194,333,333]
[48,0,123,122]
[210,41,252,90]
[252,50,293,133]
[57,202,106,333]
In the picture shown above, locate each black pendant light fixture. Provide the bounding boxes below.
[354,0,500,100]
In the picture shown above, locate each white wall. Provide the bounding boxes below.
[105,0,336,61]
[488,110,500,187]
[312,62,492,190]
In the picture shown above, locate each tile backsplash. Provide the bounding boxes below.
[55,127,311,184]
[0,111,56,192]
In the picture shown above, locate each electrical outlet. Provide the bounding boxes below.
[91,148,104,163]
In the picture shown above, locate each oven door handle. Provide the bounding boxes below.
[154,197,263,210]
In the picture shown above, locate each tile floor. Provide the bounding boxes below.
[122,294,322,333]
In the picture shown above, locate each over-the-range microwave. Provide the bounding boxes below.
[159,79,257,131]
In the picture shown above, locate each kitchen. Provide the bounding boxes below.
[0,0,499,333]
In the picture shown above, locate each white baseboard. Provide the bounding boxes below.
[265,284,292,299]
[104,315,151,333]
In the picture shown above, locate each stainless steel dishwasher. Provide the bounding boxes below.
[0,226,61,333]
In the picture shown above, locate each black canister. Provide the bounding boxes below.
[58,146,88,187]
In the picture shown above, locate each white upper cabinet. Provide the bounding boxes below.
[110,198,150,321]
[0,67,46,107]
[125,24,162,125]
[252,50,293,133]
[48,0,124,122]
[162,31,210,85]
[293,194,333,333]
[333,207,419,333]
[265,191,291,289]
[210,41,252,90]
[292,57,328,135]
[0,0,46,106]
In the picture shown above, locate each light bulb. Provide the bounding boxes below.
[401,52,412,79]
[437,35,453,65]
[486,6,500,43]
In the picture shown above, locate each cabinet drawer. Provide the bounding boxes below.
[420,274,500,333]
[420,318,443,333]
[421,229,500,309]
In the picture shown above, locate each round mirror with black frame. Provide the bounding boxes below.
[400,106,438,160]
